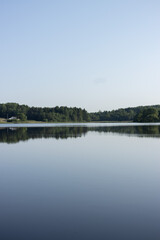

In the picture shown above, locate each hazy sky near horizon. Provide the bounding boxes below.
[1,0,160,112]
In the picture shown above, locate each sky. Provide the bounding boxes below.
[0,0,160,112]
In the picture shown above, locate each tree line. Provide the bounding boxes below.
[0,103,160,122]
[133,107,160,122]
[0,103,90,122]
[90,106,160,122]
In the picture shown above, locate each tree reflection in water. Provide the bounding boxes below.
[0,125,160,144]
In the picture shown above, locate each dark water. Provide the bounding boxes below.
[0,124,160,240]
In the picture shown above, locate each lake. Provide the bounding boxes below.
[0,123,160,240]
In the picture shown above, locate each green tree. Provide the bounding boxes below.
[134,108,159,122]
[18,113,27,121]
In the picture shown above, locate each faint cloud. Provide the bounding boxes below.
[93,78,107,84]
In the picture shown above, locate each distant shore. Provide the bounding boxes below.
[1,103,160,123]
[0,118,132,124]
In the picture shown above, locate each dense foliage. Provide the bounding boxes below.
[90,106,160,122]
[0,103,90,122]
[133,107,160,122]
[0,103,160,122]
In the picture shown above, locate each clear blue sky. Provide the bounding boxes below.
[1,0,160,112]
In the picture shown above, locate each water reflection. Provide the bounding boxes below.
[1,125,160,239]
[0,125,160,144]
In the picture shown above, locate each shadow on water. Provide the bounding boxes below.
[0,125,160,144]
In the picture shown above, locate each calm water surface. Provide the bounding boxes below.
[0,124,160,240]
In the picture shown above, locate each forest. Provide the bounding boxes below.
[90,106,160,122]
[0,103,160,123]
[0,103,90,122]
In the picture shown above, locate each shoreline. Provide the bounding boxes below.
[0,120,132,124]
